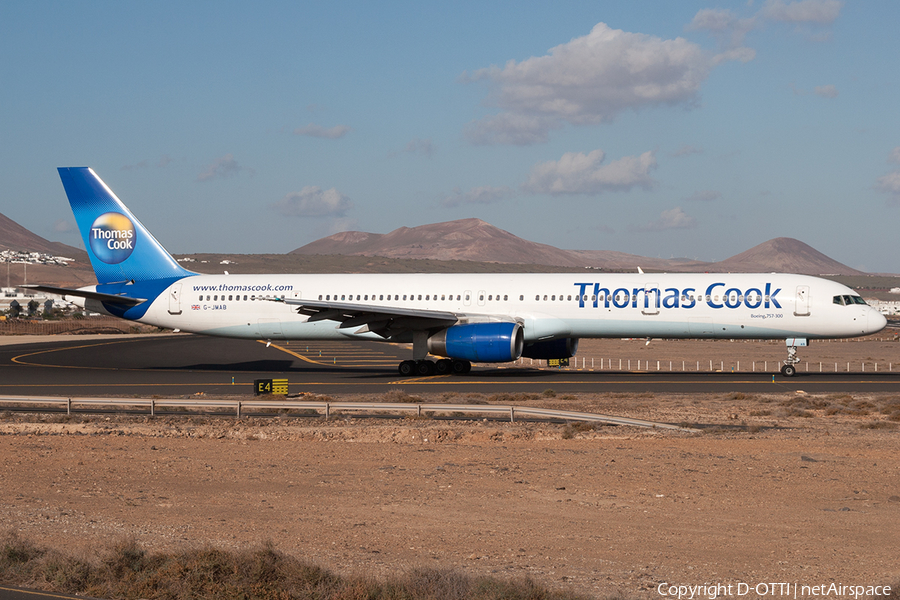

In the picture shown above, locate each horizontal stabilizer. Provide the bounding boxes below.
[21,284,147,307]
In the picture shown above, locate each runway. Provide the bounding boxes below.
[2,334,899,396]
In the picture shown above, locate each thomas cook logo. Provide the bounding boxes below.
[89,212,136,264]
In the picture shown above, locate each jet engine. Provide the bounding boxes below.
[427,322,524,363]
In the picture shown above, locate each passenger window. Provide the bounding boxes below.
[379,295,384,300]
[228,295,233,301]
[442,295,446,301]
[543,295,548,301]
[519,295,524,301]
[504,295,508,301]
[479,295,484,301]
[551,295,556,301]
[567,295,571,301]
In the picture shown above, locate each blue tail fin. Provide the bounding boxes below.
[58,167,194,284]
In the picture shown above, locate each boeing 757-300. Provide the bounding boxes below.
[26,168,887,377]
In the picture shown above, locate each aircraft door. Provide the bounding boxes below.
[168,283,182,315]
[287,290,301,314]
[794,285,810,316]
[642,283,660,315]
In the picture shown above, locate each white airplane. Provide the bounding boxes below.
[27,167,887,377]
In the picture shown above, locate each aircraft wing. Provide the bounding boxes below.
[20,284,147,307]
[279,297,460,338]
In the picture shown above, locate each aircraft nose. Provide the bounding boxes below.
[869,309,888,334]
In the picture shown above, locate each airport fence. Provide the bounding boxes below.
[517,356,896,374]
[0,318,156,336]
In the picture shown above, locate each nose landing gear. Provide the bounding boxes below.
[780,338,807,377]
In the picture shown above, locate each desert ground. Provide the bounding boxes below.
[1,337,899,598]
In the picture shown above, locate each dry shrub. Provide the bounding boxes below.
[0,533,591,600]
[488,392,540,403]
[780,396,829,410]
[777,407,813,418]
[382,388,422,403]
[859,421,898,430]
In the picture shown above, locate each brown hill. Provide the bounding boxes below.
[0,211,86,260]
[709,237,863,276]
[293,219,863,275]
[292,218,587,266]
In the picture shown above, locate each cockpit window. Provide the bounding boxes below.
[835,294,868,306]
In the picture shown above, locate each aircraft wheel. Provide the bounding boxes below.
[451,359,471,375]
[781,364,796,377]
[435,359,453,375]
[416,360,436,376]
[398,360,416,376]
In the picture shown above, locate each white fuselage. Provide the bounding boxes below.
[82,272,886,344]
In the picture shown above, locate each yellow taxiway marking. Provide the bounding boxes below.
[11,339,146,369]
[260,340,331,365]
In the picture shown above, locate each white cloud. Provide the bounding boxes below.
[888,147,900,164]
[632,207,697,232]
[197,154,255,182]
[876,172,900,196]
[761,0,843,24]
[814,84,838,98]
[688,0,842,60]
[439,186,514,208]
[271,186,352,217]
[404,138,435,158]
[293,123,351,139]
[522,150,657,195]
[463,23,719,145]
[687,8,757,49]
[684,190,721,202]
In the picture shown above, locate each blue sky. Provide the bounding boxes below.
[2,1,900,272]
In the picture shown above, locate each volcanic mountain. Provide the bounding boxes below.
[0,211,85,259]
[706,238,864,276]
[292,219,864,275]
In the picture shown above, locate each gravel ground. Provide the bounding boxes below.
[2,387,899,598]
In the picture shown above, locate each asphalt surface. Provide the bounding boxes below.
[2,333,900,397]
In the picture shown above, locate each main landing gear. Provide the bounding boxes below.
[398,359,471,376]
[780,338,807,377]
[398,331,471,376]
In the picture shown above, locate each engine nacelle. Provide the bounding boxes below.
[428,322,524,363]
[521,337,579,360]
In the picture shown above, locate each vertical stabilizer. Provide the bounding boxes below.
[58,167,194,284]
